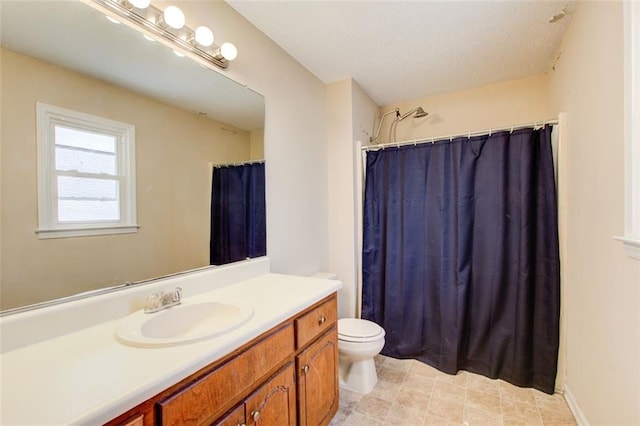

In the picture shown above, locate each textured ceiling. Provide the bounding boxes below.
[228,0,575,106]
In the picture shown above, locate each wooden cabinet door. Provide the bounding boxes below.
[245,363,296,426]
[296,327,339,426]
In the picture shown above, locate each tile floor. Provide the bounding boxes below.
[330,355,577,426]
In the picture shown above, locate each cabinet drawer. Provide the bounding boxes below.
[295,296,337,349]
[157,323,294,426]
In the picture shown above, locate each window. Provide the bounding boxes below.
[616,2,640,259]
[36,103,137,238]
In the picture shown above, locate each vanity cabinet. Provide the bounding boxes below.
[105,293,337,426]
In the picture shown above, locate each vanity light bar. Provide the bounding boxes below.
[88,0,236,69]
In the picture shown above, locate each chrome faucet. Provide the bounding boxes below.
[144,287,183,313]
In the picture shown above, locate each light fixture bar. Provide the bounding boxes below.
[87,0,232,69]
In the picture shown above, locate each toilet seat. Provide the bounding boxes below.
[338,318,385,343]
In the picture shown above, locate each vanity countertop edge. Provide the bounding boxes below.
[0,272,342,425]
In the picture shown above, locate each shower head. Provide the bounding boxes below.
[413,107,428,118]
[398,106,428,121]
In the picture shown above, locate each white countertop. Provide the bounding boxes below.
[0,273,341,425]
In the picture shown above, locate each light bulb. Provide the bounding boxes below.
[143,34,155,42]
[194,26,214,47]
[220,42,238,61]
[163,5,185,29]
[106,16,121,24]
[173,50,185,57]
[128,0,150,9]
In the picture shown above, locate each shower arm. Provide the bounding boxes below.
[388,110,413,141]
[369,108,400,143]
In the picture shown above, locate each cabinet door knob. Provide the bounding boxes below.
[318,315,327,325]
[302,365,310,374]
[252,410,260,422]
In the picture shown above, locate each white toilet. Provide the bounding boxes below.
[337,318,386,394]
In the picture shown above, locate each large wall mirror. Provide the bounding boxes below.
[0,1,266,312]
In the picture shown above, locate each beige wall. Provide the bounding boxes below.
[377,74,550,144]
[250,129,265,160]
[327,79,355,318]
[1,48,252,309]
[326,78,377,319]
[548,2,640,424]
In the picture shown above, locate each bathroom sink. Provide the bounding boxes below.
[115,298,254,347]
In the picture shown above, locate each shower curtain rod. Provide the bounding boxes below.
[211,159,265,168]
[362,118,559,151]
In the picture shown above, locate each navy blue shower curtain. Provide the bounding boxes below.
[210,163,266,265]
[362,127,560,394]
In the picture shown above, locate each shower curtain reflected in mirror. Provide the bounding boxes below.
[210,162,266,265]
[361,127,560,394]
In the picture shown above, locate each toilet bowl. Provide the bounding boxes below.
[337,318,385,394]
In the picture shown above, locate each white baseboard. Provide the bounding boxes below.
[563,385,590,426]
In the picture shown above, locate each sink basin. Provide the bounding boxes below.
[115,298,254,347]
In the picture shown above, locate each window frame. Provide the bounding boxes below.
[36,102,138,239]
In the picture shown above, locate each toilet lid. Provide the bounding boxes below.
[338,318,385,342]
